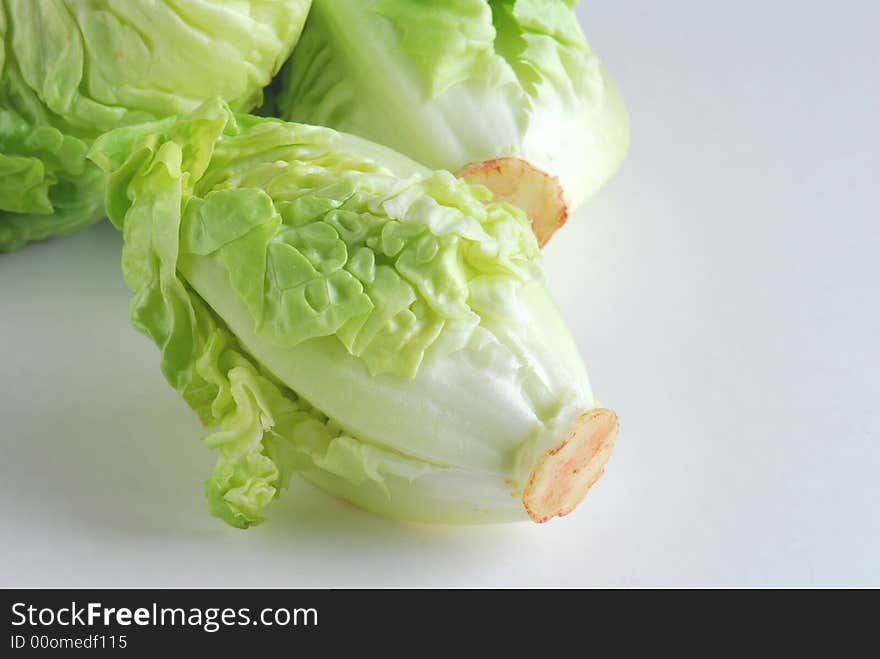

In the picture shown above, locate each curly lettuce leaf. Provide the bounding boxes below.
[0,109,104,251]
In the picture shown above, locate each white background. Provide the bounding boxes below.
[2,2,878,587]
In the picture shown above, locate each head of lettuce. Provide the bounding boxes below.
[0,0,310,252]
[276,0,630,247]
[88,100,619,528]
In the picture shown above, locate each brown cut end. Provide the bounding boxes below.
[523,408,619,523]
[457,157,568,248]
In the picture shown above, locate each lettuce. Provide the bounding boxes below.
[0,0,310,251]
[275,0,630,246]
[89,101,619,527]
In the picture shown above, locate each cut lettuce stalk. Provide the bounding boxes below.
[89,101,618,527]
[0,0,311,251]
[456,157,567,247]
[276,0,630,246]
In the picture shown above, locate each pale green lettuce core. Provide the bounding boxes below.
[0,0,310,251]
[276,0,630,219]
[89,101,603,528]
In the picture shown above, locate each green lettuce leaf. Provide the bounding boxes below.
[0,109,104,250]
[0,0,310,252]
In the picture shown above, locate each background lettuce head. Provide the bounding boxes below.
[0,0,310,252]
[276,0,630,246]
